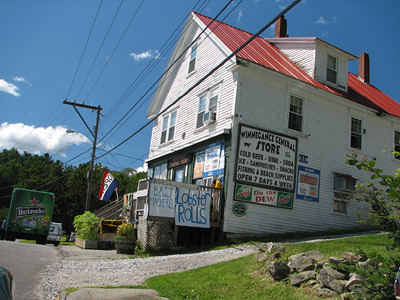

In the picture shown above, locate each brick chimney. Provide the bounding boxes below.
[275,16,287,38]
[358,53,370,84]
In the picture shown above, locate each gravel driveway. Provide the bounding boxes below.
[38,245,259,300]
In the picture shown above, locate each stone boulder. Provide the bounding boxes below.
[317,266,348,293]
[266,261,291,281]
[317,288,338,298]
[290,271,316,286]
[288,250,323,272]
[259,242,285,254]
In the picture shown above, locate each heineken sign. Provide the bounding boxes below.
[234,183,293,209]
[235,124,297,192]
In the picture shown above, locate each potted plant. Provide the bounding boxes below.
[73,211,99,249]
[115,223,136,254]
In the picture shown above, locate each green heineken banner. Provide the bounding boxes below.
[234,183,293,209]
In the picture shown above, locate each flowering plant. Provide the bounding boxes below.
[115,223,135,240]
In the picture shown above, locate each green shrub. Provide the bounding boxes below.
[115,223,135,240]
[73,211,99,240]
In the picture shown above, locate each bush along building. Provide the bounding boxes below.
[132,12,400,250]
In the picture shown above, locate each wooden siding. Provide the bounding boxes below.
[273,44,316,78]
[148,26,237,161]
[223,64,400,235]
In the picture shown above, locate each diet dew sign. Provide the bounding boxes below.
[175,187,211,228]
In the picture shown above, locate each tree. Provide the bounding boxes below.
[346,152,400,248]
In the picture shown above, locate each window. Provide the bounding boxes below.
[327,55,337,84]
[188,43,198,73]
[288,95,303,132]
[154,163,168,180]
[160,111,177,144]
[196,88,219,128]
[333,174,355,214]
[395,130,400,160]
[351,117,363,149]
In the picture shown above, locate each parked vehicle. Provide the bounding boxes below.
[5,188,55,244]
[0,267,13,300]
[46,222,63,246]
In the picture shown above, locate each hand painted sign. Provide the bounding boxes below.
[175,187,210,228]
[296,165,320,202]
[235,124,297,192]
[234,183,293,208]
[148,184,175,218]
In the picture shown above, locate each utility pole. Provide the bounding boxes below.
[63,99,102,211]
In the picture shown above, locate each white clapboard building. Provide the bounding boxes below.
[143,12,400,241]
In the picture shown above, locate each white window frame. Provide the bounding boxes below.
[350,116,363,150]
[188,43,198,74]
[196,87,219,129]
[154,163,168,180]
[160,111,177,144]
[327,54,337,84]
[333,174,355,215]
[288,94,304,133]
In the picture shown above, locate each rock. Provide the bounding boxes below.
[341,252,361,263]
[317,288,338,298]
[345,273,365,290]
[317,266,347,292]
[256,252,269,263]
[288,250,323,272]
[341,292,355,300]
[268,251,281,260]
[266,261,291,281]
[260,243,285,254]
[290,271,316,286]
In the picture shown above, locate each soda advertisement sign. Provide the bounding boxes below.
[235,124,297,192]
[296,166,320,202]
[234,183,293,208]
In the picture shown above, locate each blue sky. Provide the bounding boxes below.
[1,0,399,172]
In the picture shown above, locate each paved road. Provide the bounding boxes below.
[0,240,58,300]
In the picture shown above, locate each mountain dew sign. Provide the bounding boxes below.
[234,183,293,209]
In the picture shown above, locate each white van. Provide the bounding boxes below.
[47,222,63,246]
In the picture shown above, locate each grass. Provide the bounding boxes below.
[139,233,395,300]
[19,236,75,246]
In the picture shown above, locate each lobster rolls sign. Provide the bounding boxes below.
[234,124,297,209]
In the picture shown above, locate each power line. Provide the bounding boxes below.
[99,0,233,144]
[66,0,104,99]
[97,0,302,160]
[74,0,125,101]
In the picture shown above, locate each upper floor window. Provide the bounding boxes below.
[160,111,177,144]
[395,130,400,160]
[188,43,198,73]
[196,88,219,128]
[327,55,337,84]
[350,117,362,149]
[288,95,303,132]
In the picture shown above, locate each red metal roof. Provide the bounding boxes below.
[194,12,400,118]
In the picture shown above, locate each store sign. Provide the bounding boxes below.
[148,184,175,218]
[234,183,293,208]
[175,187,210,228]
[168,153,192,168]
[235,125,297,192]
[203,142,223,177]
[296,166,320,202]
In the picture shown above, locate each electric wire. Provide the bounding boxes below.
[66,0,104,99]
[96,0,302,160]
[98,0,233,145]
[74,0,125,101]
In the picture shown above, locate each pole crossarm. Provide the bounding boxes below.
[63,98,102,211]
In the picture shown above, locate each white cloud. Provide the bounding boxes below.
[0,79,20,96]
[0,123,91,156]
[129,49,161,62]
[237,10,243,23]
[12,76,32,86]
[136,162,148,173]
[315,17,328,25]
